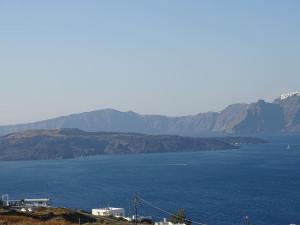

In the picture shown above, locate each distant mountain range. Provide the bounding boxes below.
[0,129,266,161]
[0,92,299,137]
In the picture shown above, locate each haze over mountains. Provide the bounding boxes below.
[0,92,299,137]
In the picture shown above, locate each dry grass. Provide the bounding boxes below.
[0,207,138,225]
[0,215,74,225]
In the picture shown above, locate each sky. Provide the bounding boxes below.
[0,0,300,125]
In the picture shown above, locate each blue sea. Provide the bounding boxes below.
[0,136,300,225]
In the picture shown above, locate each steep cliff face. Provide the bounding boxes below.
[232,100,285,135]
[213,104,249,134]
[274,93,300,132]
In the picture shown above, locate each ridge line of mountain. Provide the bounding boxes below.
[0,93,299,136]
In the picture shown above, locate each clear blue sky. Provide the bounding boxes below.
[0,0,299,124]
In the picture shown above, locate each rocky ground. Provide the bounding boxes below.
[0,207,135,225]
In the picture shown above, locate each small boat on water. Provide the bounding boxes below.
[287,144,291,150]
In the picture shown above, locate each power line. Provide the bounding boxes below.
[139,196,206,225]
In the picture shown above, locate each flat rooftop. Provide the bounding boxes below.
[23,199,50,202]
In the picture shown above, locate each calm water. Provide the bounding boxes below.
[0,136,300,225]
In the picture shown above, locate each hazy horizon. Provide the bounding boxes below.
[1,1,300,124]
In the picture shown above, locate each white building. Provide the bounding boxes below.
[1,195,51,208]
[92,207,125,217]
[21,199,51,207]
[155,218,186,225]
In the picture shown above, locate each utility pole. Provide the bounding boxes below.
[133,194,139,225]
[244,216,250,225]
